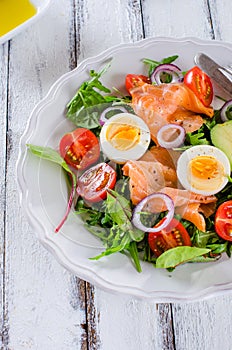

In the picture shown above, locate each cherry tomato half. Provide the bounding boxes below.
[148,218,191,257]
[60,128,100,170]
[77,162,117,202]
[125,74,150,94]
[184,66,213,107]
[215,200,232,241]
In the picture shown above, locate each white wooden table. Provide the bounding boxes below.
[1,1,232,349]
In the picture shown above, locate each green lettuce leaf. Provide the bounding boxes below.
[156,246,211,269]
[89,189,144,272]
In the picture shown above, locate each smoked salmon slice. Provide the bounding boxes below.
[176,203,206,231]
[167,108,205,133]
[175,202,216,232]
[130,82,214,143]
[140,145,177,169]
[158,187,217,207]
[151,188,216,231]
[123,155,217,231]
[122,160,177,206]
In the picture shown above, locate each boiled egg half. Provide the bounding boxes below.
[100,113,150,163]
[177,145,231,196]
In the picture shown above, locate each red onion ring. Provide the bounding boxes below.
[99,106,128,126]
[157,124,185,149]
[131,193,174,232]
[150,63,183,85]
[220,99,232,122]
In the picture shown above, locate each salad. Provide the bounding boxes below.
[27,55,232,272]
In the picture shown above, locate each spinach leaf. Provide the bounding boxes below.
[156,246,211,269]
[106,189,144,242]
[27,144,77,232]
[114,176,130,199]
[27,144,76,182]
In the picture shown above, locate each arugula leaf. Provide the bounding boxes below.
[85,189,144,271]
[90,230,142,272]
[156,246,211,269]
[66,63,124,128]
[67,63,110,114]
[204,109,222,130]
[186,131,210,146]
[206,243,228,254]
[216,182,232,206]
[143,55,179,76]
[191,229,219,248]
[184,111,222,147]
[126,241,142,272]
[227,243,232,257]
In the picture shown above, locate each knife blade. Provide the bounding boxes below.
[194,53,232,97]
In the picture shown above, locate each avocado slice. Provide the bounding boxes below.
[211,120,232,167]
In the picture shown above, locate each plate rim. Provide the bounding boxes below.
[16,36,232,302]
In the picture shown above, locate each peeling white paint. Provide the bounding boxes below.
[1,0,232,349]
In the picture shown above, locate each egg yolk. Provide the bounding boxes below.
[190,156,220,179]
[106,123,140,151]
[188,155,225,191]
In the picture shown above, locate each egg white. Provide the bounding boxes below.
[99,113,150,164]
[177,145,231,196]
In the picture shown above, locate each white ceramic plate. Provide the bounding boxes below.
[0,0,51,45]
[17,37,232,302]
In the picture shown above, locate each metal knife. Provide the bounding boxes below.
[194,53,232,97]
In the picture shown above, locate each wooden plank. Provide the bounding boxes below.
[172,294,232,350]
[208,0,232,42]
[85,282,100,349]
[0,42,9,349]
[3,1,88,349]
[74,0,144,64]
[142,0,213,39]
[2,0,232,349]
[94,291,174,349]
[157,304,175,350]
